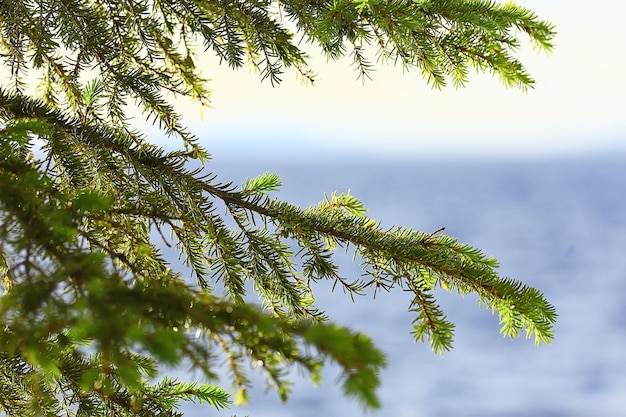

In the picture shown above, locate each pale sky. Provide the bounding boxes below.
[3,1,624,159]
[174,0,626,159]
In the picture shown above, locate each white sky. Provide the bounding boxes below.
[173,0,626,159]
[2,1,623,159]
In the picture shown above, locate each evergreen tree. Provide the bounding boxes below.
[0,0,557,415]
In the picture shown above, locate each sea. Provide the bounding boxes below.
[175,152,626,417]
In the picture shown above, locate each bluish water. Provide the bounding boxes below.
[178,154,626,416]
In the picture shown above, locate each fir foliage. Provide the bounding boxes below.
[0,0,557,415]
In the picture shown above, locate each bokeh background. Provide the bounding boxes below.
[161,1,626,415]
[0,0,613,415]
[169,0,626,160]
[191,154,625,417]
[158,0,626,416]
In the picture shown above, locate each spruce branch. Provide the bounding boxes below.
[0,1,557,415]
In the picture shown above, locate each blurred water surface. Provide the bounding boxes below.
[179,154,626,417]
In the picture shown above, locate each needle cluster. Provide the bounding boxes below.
[0,0,556,415]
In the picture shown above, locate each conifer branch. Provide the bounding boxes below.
[0,1,557,415]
